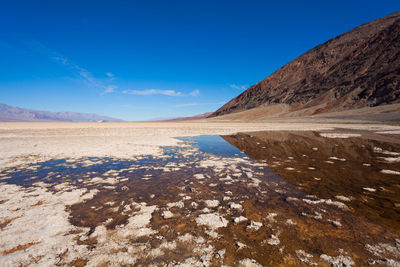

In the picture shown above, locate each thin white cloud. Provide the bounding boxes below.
[53,55,103,89]
[28,40,117,95]
[122,89,183,96]
[189,89,200,97]
[102,85,117,94]
[106,72,116,81]
[122,89,200,97]
[230,84,248,91]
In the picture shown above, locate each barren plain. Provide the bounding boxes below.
[1,122,400,266]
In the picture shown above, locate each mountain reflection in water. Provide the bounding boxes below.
[223,131,400,233]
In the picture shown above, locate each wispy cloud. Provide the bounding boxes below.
[189,89,200,97]
[28,40,117,95]
[122,89,183,96]
[106,72,116,81]
[230,84,248,91]
[122,89,200,97]
[102,85,117,94]
[53,55,103,89]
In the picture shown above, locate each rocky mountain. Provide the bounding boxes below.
[0,103,123,122]
[210,12,400,119]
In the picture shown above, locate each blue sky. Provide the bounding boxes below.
[0,1,399,121]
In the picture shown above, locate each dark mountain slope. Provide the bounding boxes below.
[210,12,400,118]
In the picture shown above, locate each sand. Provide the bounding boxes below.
[1,121,400,170]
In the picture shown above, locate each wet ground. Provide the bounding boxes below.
[222,131,400,233]
[0,131,400,266]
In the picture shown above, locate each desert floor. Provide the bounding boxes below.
[1,121,400,169]
[1,121,400,266]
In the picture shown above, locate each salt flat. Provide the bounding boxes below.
[1,122,400,266]
[1,121,399,170]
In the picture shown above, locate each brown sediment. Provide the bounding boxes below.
[135,239,197,266]
[64,148,399,265]
[68,189,134,233]
[76,236,98,250]
[31,200,44,206]
[0,216,21,230]
[2,242,40,255]
[70,258,88,267]
[222,130,400,233]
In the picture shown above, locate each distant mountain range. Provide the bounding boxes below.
[209,11,400,120]
[0,103,123,122]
